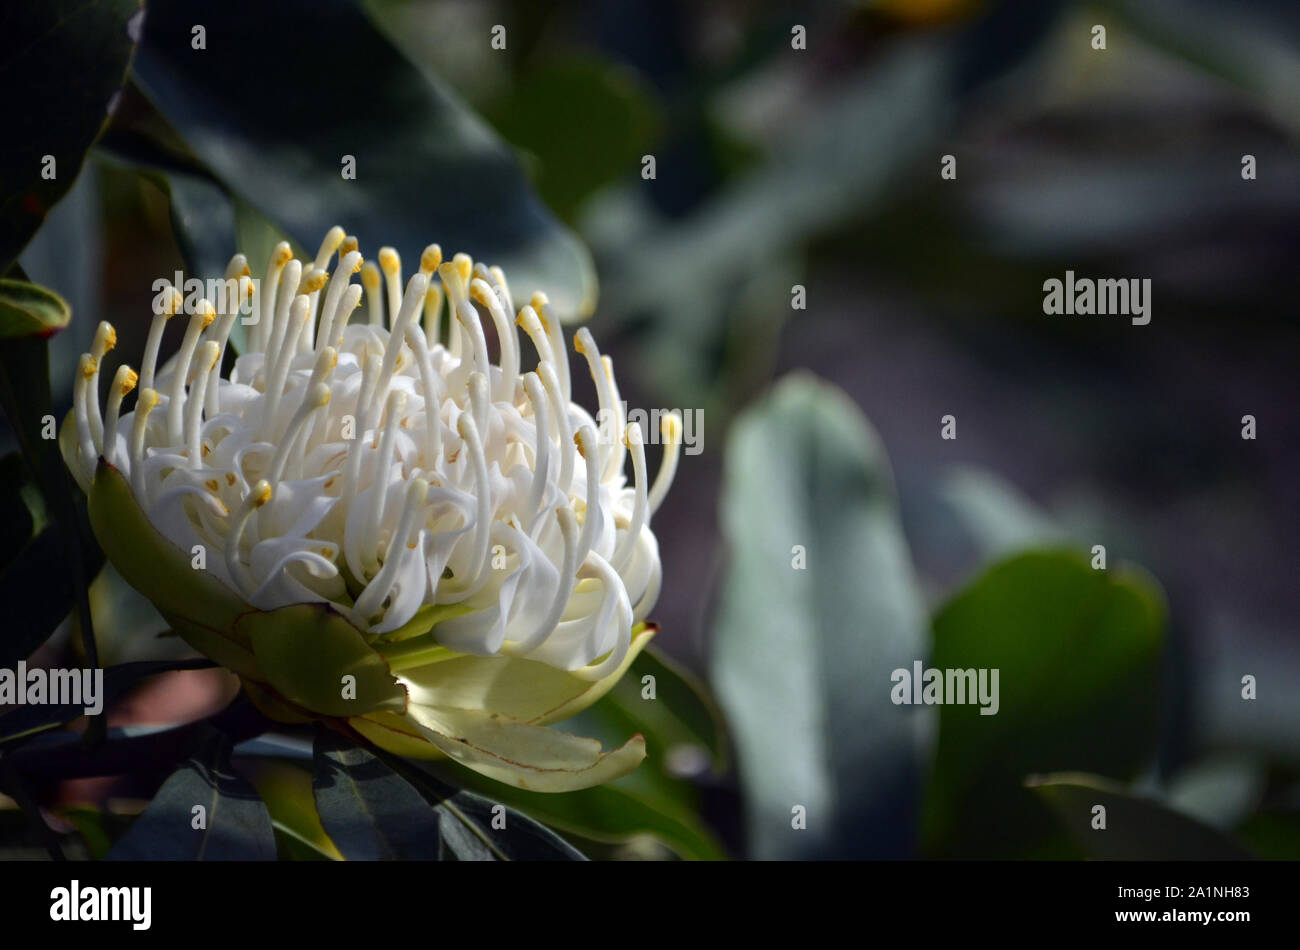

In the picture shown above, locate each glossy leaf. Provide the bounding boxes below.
[711,374,930,859]
[1028,773,1254,860]
[922,550,1167,857]
[238,757,343,861]
[0,0,143,269]
[0,279,100,671]
[107,729,277,860]
[313,730,584,860]
[131,0,597,320]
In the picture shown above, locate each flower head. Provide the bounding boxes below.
[62,228,680,791]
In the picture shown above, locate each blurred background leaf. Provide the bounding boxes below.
[130,0,597,320]
[0,0,142,270]
[922,551,1167,857]
[1029,772,1254,860]
[711,374,930,859]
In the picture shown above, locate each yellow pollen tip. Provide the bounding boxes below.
[199,304,216,328]
[341,236,359,256]
[420,245,442,273]
[272,243,293,267]
[205,479,220,492]
[252,482,272,507]
[530,292,548,309]
[139,388,160,412]
[79,355,97,378]
[301,270,328,294]
[662,414,682,440]
[452,253,472,281]
[96,323,117,352]
[378,248,400,273]
[361,262,381,289]
[165,289,183,317]
[120,368,139,395]
[225,472,236,485]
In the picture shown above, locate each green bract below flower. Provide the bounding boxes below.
[61,227,682,792]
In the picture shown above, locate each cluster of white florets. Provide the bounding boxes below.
[69,228,679,680]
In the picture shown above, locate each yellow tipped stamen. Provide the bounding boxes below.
[268,382,332,484]
[167,302,217,444]
[118,367,139,396]
[316,251,362,352]
[488,265,513,315]
[101,363,139,468]
[648,411,682,515]
[423,283,444,347]
[453,253,473,283]
[612,423,647,571]
[226,479,273,597]
[139,287,182,393]
[419,244,442,277]
[314,225,346,271]
[299,267,328,296]
[186,341,220,468]
[73,354,99,464]
[361,261,383,326]
[379,247,402,326]
[91,321,117,360]
[129,388,161,499]
[332,284,364,346]
[252,242,294,352]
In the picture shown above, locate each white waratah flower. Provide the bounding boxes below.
[61,227,682,792]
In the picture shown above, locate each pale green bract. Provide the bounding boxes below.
[61,228,682,792]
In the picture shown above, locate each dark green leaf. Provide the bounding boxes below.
[711,374,930,858]
[1028,773,1254,860]
[0,0,143,269]
[483,57,661,221]
[132,0,596,320]
[0,278,100,672]
[922,550,1167,857]
[107,729,277,860]
[315,730,585,860]
[0,453,40,572]
[425,761,726,861]
[313,730,444,860]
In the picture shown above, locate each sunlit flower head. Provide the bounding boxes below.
[68,227,679,677]
[62,228,681,790]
